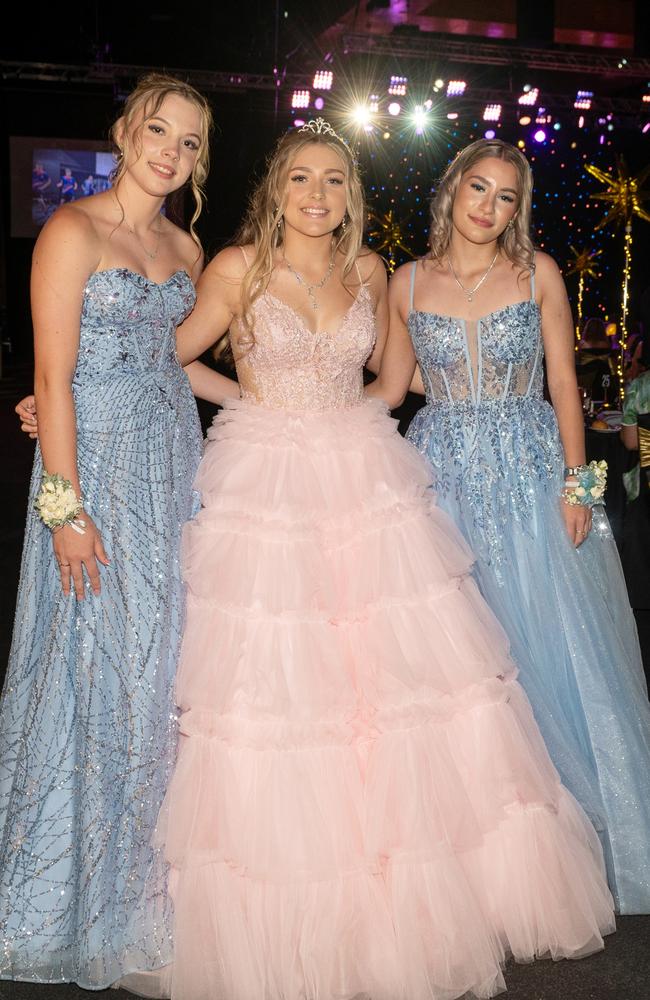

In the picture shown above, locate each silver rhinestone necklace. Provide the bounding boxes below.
[447,249,499,302]
[283,250,335,310]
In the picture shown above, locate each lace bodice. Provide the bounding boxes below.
[232,286,376,411]
[407,263,543,407]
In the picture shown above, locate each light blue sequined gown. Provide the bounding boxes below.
[405,261,650,914]
[0,268,203,987]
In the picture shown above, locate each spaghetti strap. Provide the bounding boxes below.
[530,252,536,301]
[409,260,418,312]
[354,259,364,286]
[240,246,250,267]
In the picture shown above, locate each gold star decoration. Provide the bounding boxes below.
[367,209,415,268]
[566,245,602,280]
[585,157,650,230]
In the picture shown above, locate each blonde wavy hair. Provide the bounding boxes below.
[232,126,365,342]
[110,72,213,251]
[429,139,535,275]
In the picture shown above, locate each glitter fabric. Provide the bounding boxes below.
[143,282,616,1000]
[406,260,650,914]
[0,268,203,987]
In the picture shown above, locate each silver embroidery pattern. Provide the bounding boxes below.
[0,269,203,988]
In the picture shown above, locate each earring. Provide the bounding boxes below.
[341,215,348,233]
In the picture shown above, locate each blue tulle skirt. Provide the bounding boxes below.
[407,396,650,914]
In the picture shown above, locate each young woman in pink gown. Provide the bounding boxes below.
[117,118,615,1000]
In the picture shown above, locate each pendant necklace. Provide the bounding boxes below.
[283,248,335,310]
[125,215,163,261]
[447,249,499,302]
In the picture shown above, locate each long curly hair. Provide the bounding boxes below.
[110,72,213,250]
[232,126,365,342]
[428,139,535,275]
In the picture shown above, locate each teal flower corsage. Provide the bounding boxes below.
[34,472,85,532]
[562,460,608,508]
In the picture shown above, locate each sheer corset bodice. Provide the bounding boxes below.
[408,300,544,408]
[232,285,376,411]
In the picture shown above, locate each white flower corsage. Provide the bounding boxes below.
[562,460,608,508]
[34,472,85,533]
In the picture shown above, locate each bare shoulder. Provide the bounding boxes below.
[33,202,101,272]
[533,250,563,285]
[203,243,250,282]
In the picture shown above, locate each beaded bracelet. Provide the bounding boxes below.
[34,472,86,533]
[561,460,608,508]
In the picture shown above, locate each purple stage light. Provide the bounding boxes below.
[484,129,496,139]
[533,129,546,143]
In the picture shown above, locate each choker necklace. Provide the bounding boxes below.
[447,249,499,302]
[282,248,335,310]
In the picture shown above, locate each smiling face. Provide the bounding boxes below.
[452,156,520,244]
[281,142,348,239]
[121,92,203,196]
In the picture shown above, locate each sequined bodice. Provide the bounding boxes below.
[74,267,196,385]
[233,286,376,410]
[408,300,543,406]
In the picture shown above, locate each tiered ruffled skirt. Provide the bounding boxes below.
[154,398,615,1000]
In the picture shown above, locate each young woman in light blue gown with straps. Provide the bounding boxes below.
[369,138,650,914]
[0,74,238,990]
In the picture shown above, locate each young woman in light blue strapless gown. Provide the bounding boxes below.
[371,138,650,914]
[0,74,238,990]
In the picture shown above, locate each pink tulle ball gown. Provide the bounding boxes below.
[128,262,615,1000]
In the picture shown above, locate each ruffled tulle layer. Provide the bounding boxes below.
[155,398,614,1000]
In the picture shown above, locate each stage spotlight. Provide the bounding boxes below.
[447,112,459,120]
[518,87,539,105]
[291,89,310,109]
[483,104,501,121]
[383,131,391,139]
[351,104,373,127]
[388,101,401,116]
[433,78,444,91]
[293,119,306,128]
[578,115,585,128]
[643,94,650,103]
[411,105,429,134]
[517,139,525,149]
[643,122,650,133]
[369,94,380,112]
[388,75,408,96]
[553,122,561,130]
[533,128,546,143]
[313,70,333,91]
[446,80,466,96]
[519,115,531,126]
[314,97,325,111]
[484,129,496,139]
[574,90,593,110]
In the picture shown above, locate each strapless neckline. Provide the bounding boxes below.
[260,284,371,339]
[408,299,539,326]
[86,267,192,289]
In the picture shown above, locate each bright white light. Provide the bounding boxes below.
[483,103,501,121]
[574,90,593,110]
[388,75,407,97]
[291,89,310,109]
[352,105,372,126]
[369,94,380,112]
[446,80,466,97]
[411,105,428,134]
[313,70,333,91]
[434,78,444,89]
[518,87,539,105]
[388,101,401,116]
[446,112,458,120]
